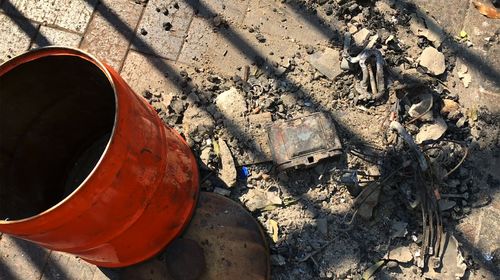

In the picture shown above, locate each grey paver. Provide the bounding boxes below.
[177,16,251,75]
[120,50,182,103]
[243,1,335,46]
[80,0,144,71]
[131,0,194,60]
[0,235,49,280]
[178,14,297,76]
[41,251,95,280]
[196,0,249,25]
[0,13,38,63]
[32,26,82,49]
[2,0,97,33]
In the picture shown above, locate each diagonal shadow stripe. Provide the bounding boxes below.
[1,0,50,47]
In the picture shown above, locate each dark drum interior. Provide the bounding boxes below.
[0,56,116,221]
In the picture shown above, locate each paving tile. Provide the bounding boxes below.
[196,0,249,25]
[0,235,49,280]
[2,0,98,33]
[120,50,182,102]
[243,1,336,46]
[131,0,194,60]
[41,251,95,280]
[178,15,297,77]
[410,0,469,35]
[80,0,144,71]
[0,13,38,63]
[177,16,251,76]
[32,26,82,48]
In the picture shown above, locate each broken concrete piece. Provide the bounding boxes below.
[200,147,211,167]
[457,64,471,88]
[416,116,448,144]
[215,87,247,121]
[440,99,460,117]
[387,246,413,263]
[340,57,353,71]
[409,14,444,47]
[182,105,216,143]
[242,188,282,212]
[409,93,434,121]
[353,28,371,46]
[419,47,446,76]
[307,47,342,80]
[357,188,380,220]
[218,139,237,188]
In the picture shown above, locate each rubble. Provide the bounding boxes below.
[116,1,497,279]
[217,139,237,188]
[182,105,215,146]
[418,47,446,76]
[307,47,342,80]
[352,28,371,46]
[215,87,247,122]
[387,246,414,263]
[415,116,448,144]
[457,64,472,88]
[409,13,444,47]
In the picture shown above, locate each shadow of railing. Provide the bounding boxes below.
[1,0,50,46]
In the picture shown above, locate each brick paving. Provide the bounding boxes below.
[0,0,499,279]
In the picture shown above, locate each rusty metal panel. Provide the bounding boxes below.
[267,112,342,171]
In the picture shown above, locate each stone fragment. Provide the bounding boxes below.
[182,105,215,142]
[352,28,371,46]
[441,99,460,117]
[340,57,353,71]
[357,188,380,220]
[316,218,328,236]
[200,147,211,167]
[242,188,282,212]
[387,246,413,263]
[386,261,399,269]
[409,93,434,121]
[457,64,471,88]
[419,47,446,76]
[215,87,247,121]
[218,139,237,188]
[409,14,444,47]
[307,47,342,80]
[416,116,448,144]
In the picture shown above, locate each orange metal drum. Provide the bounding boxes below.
[0,47,199,267]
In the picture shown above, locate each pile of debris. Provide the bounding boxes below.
[137,0,499,279]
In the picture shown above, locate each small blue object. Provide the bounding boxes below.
[240,167,250,179]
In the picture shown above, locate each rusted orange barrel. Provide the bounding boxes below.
[0,47,199,267]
